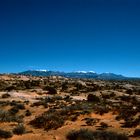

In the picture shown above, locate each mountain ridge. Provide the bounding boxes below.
[18,70,130,80]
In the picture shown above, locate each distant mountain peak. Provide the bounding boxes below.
[36,69,48,72]
[75,71,96,73]
[19,70,128,80]
[89,71,96,73]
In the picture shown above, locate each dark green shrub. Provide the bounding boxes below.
[16,104,25,110]
[30,112,64,131]
[9,107,19,115]
[0,80,8,91]
[61,82,68,91]
[25,110,32,116]
[100,122,108,129]
[13,123,25,135]
[66,129,128,140]
[94,106,109,115]
[0,101,9,106]
[24,81,32,89]
[83,118,99,126]
[133,129,140,137]
[43,86,57,94]
[0,129,13,138]
[126,89,133,95]
[1,93,11,98]
[67,129,94,140]
[0,109,23,123]
[87,94,100,102]
[5,86,16,92]
[121,116,140,128]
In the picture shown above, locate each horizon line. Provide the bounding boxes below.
[0,69,140,78]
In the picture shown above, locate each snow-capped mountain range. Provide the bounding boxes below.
[19,70,128,80]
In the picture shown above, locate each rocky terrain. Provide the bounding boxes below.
[0,74,140,140]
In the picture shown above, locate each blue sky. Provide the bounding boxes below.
[0,0,140,77]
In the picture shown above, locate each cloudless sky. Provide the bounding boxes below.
[0,0,140,77]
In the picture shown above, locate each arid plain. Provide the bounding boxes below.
[0,74,140,140]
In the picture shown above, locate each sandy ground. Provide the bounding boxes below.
[8,112,140,140]
[0,90,140,140]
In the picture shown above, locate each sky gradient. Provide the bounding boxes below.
[0,0,140,77]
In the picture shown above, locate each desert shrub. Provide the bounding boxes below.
[0,109,23,123]
[116,106,138,121]
[93,105,109,115]
[119,95,131,102]
[30,80,40,87]
[43,86,57,94]
[10,100,22,106]
[13,123,25,135]
[0,101,10,106]
[24,81,32,89]
[0,129,13,138]
[1,93,11,98]
[25,110,32,116]
[66,129,128,140]
[0,80,9,91]
[30,111,64,131]
[126,89,133,95]
[87,94,100,102]
[53,95,63,100]
[61,82,68,91]
[31,101,43,107]
[9,106,19,115]
[83,118,99,126]
[64,95,71,102]
[101,94,110,99]
[16,103,25,110]
[5,86,16,91]
[110,92,116,97]
[10,100,18,106]
[66,129,94,140]
[100,122,109,129]
[75,83,84,91]
[15,81,26,90]
[44,96,55,103]
[24,100,29,105]
[70,114,78,121]
[133,129,140,137]
[121,116,140,128]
